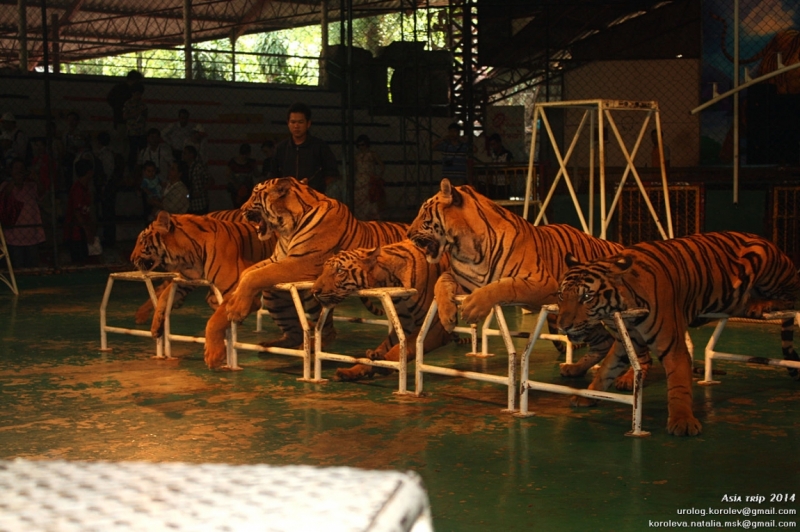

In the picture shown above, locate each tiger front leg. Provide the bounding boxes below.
[570,340,630,407]
[659,335,702,436]
[150,284,194,338]
[460,276,558,325]
[204,303,232,369]
[226,278,260,324]
[434,271,460,332]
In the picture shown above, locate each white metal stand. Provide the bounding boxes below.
[518,304,651,437]
[232,281,419,392]
[524,99,673,240]
[99,271,177,357]
[161,277,241,369]
[0,222,18,295]
[698,311,800,385]
[414,296,571,413]
[314,286,418,395]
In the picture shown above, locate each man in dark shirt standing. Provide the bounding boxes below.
[268,102,339,194]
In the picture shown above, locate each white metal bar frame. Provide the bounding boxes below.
[0,222,18,295]
[161,276,242,369]
[414,296,571,413]
[99,271,177,358]
[526,99,673,240]
[313,286,418,395]
[698,311,800,386]
[517,304,651,438]
[229,281,316,381]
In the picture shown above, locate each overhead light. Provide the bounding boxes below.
[676,54,683,58]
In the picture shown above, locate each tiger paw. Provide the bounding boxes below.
[225,293,252,323]
[150,314,165,339]
[258,334,303,351]
[569,395,598,407]
[204,342,227,370]
[334,364,377,382]
[460,291,494,325]
[437,299,458,333]
[667,414,702,436]
[559,362,590,378]
[614,368,635,391]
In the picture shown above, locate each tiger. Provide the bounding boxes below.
[713,14,800,94]
[556,231,800,437]
[130,211,275,339]
[203,177,408,369]
[133,209,248,325]
[406,178,651,384]
[310,240,467,381]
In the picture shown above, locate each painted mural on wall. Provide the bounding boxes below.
[701,0,800,165]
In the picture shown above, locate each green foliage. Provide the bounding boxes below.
[63,9,447,85]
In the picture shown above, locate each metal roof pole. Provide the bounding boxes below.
[17,0,27,71]
[320,0,329,89]
[732,0,739,204]
[184,0,192,80]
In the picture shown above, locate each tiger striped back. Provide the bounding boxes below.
[407,179,622,296]
[203,177,408,368]
[557,231,800,436]
[406,178,634,382]
[131,212,276,337]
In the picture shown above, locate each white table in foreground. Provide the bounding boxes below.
[0,459,433,532]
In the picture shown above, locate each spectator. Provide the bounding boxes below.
[137,128,172,180]
[123,82,148,171]
[268,102,339,194]
[107,70,142,130]
[1,112,29,166]
[433,122,472,186]
[139,160,163,221]
[184,123,208,163]
[183,145,209,215]
[162,108,193,163]
[488,133,513,164]
[0,158,45,268]
[160,160,190,214]
[260,139,275,180]
[94,132,119,247]
[61,111,87,191]
[29,137,55,194]
[63,158,96,265]
[353,134,385,220]
[226,143,258,208]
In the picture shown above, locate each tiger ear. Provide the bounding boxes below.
[614,255,634,271]
[271,178,292,198]
[565,252,581,268]
[439,178,462,207]
[154,210,172,233]
[365,247,381,267]
[298,178,309,185]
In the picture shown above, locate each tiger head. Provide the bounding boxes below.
[130,211,176,271]
[130,211,198,273]
[311,247,381,307]
[557,253,634,342]
[407,178,482,264]
[241,177,311,240]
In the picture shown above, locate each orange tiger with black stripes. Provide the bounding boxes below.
[204,177,408,369]
[130,210,275,339]
[310,239,465,381]
[557,232,800,436]
[132,209,253,325]
[406,178,650,383]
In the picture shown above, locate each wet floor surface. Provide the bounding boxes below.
[1,270,799,531]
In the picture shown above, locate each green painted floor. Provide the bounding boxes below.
[1,270,799,531]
